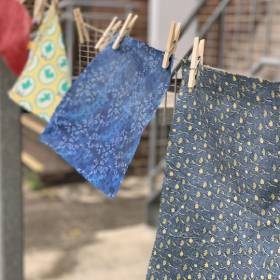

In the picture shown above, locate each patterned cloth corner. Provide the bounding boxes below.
[147,63,280,279]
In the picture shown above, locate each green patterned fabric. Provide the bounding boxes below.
[9,4,71,122]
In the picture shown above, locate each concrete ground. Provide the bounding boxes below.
[24,176,156,280]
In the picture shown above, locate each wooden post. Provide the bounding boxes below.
[0,60,23,280]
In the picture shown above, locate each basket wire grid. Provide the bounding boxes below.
[75,26,103,77]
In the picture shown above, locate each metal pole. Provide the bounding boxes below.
[65,4,74,77]
[218,0,225,67]
[148,117,157,195]
[146,116,158,225]
[248,0,257,69]
[179,0,207,40]
[0,61,23,280]
[172,0,232,76]
[264,0,274,55]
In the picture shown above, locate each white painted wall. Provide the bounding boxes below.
[148,0,197,63]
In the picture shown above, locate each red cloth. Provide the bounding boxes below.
[0,0,32,75]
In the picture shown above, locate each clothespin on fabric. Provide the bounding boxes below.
[73,8,90,44]
[33,0,58,21]
[127,14,138,34]
[112,13,139,50]
[33,0,47,21]
[52,0,59,10]
[95,17,119,50]
[188,37,205,89]
[162,21,181,69]
[198,38,205,66]
[98,20,122,51]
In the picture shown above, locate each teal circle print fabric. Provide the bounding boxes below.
[41,36,172,197]
[147,64,280,279]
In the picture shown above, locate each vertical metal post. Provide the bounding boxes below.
[0,61,23,280]
[248,0,257,69]
[148,117,157,195]
[218,0,225,67]
[265,0,273,55]
[146,116,158,225]
[65,4,74,76]
[233,0,242,69]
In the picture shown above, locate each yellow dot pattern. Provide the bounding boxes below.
[147,64,280,279]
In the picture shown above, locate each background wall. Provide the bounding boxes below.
[148,0,197,62]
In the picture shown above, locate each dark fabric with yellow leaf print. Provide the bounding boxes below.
[147,63,280,280]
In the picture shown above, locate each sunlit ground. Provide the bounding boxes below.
[24,176,156,280]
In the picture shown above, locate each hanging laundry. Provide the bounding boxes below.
[9,4,71,122]
[147,64,280,279]
[0,0,32,75]
[41,37,172,197]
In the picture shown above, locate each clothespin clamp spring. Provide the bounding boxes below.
[112,13,139,50]
[188,37,205,89]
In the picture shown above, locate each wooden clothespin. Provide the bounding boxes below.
[52,0,59,10]
[127,14,138,34]
[73,8,90,44]
[111,20,122,34]
[188,37,205,89]
[198,39,205,66]
[98,20,122,51]
[112,13,139,50]
[33,0,47,21]
[33,0,58,21]
[95,17,119,50]
[162,21,181,69]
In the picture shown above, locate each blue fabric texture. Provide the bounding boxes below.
[41,36,172,197]
[147,63,280,279]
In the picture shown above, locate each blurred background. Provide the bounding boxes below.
[2,0,280,279]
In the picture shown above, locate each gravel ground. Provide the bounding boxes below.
[24,176,156,280]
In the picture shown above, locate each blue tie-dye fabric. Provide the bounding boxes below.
[40,36,172,197]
